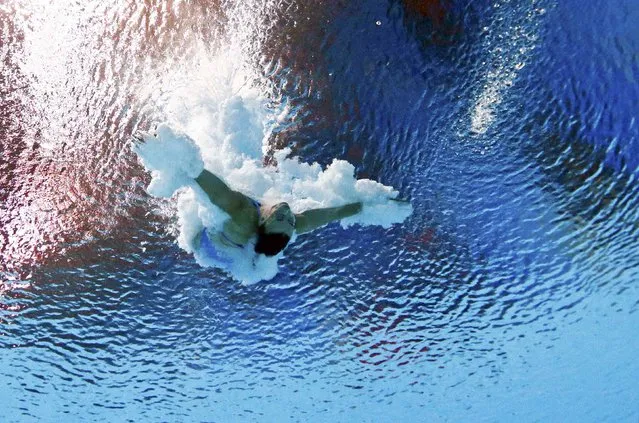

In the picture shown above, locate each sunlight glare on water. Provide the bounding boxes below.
[1,0,639,421]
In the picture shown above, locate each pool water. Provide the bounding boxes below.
[1,0,638,421]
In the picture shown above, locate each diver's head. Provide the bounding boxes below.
[254,202,295,256]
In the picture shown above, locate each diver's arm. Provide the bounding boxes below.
[294,202,363,234]
[194,169,252,217]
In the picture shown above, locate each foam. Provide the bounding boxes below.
[132,124,204,198]
[133,55,411,283]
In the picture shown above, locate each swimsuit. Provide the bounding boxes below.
[199,229,234,265]
[198,200,261,264]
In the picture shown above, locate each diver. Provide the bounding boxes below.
[193,168,363,259]
[132,127,377,267]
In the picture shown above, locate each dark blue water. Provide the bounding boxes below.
[2,0,639,421]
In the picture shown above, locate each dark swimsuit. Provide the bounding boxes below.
[198,200,261,264]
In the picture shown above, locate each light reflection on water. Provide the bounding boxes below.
[1,0,639,421]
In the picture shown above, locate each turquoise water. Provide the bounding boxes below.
[2,0,639,421]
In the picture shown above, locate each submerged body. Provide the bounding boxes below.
[192,169,363,263]
[131,126,409,280]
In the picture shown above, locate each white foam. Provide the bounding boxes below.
[133,53,412,283]
[132,124,204,198]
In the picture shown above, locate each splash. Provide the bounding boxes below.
[133,53,411,283]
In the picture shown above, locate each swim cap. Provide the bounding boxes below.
[260,202,295,237]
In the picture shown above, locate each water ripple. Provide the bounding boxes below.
[2,0,639,421]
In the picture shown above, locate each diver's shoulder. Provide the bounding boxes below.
[229,196,260,227]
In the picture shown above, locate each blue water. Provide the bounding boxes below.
[2,0,639,421]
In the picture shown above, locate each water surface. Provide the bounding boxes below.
[1,0,639,421]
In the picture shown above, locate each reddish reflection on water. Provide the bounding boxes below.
[0,1,227,276]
